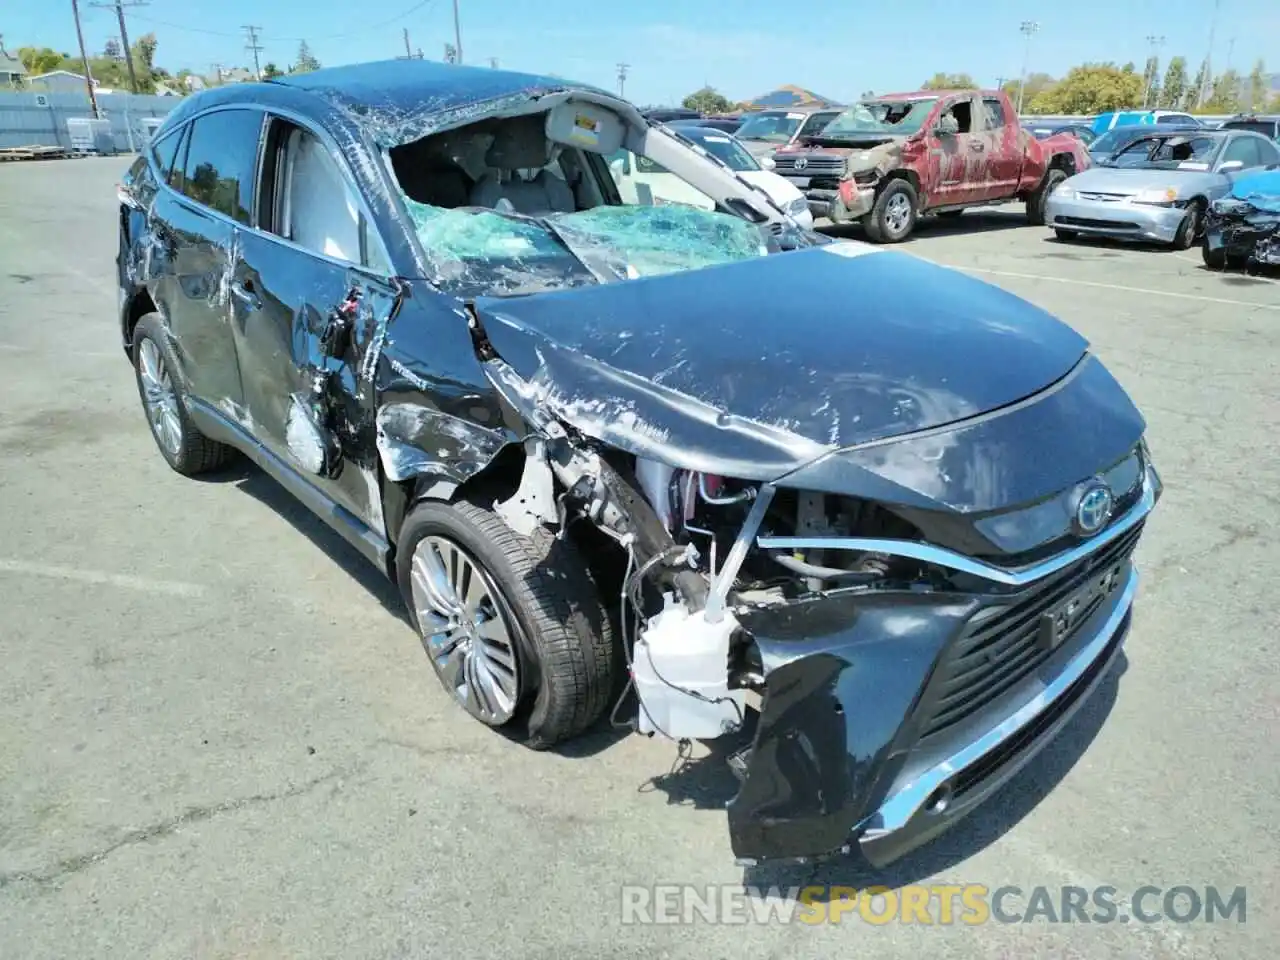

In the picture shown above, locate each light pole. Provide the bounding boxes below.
[1142,35,1165,108]
[1016,21,1039,116]
[1196,0,1221,107]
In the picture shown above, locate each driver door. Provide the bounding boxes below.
[926,94,987,206]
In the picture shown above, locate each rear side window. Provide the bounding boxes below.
[982,98,1007,129]
[150,127,183,181]
[1220,136,1262,169]
[176,109,263,225]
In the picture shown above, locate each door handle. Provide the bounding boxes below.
[969,141,985,151]
[230,278,261,310]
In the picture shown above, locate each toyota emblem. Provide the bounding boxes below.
[794,157,808,170]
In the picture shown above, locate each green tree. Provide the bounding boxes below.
[1187,61,1208,109]
[1140,56,1161,107]
[1006,72,1056,110]
[1028,63,1143,114]
[921,72,977,90]
[17,46,64,74]
[292,41,321,73]
[1202,69,1241,113]
[262,62,283,79]
[104,38,122,60]
[681,86,732,114]
[1247,60,1268,109]
[1159,57,1186,109]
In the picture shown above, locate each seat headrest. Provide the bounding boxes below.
[485,115,552,170]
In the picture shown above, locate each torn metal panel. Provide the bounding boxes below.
[473,244,1089,476]
[374,401,508,488]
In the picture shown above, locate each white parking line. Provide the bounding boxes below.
[0,560,206,598]
[954,266,1280,310]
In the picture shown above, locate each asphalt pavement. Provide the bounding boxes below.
[1,156,1277,959]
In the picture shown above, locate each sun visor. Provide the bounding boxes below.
[544,101,625,154]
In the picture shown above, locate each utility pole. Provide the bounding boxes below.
[402,28,412,58]
[488,57,499,69]
[89,0,147,94]
[242,25,263,81]
[1196,0,1221,107]
[451,0,463,64]
[70,0,101,116]
[210,62,223,86]
[616,62,629,98]
[1016,21,1039,116]
[1142,35,1165,108]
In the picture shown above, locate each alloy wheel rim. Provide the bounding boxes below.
[138,338,183,457]
[886,193,911,234]
[410,535,521,725]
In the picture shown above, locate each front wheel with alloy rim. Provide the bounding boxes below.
[131,313,231,476]
[396,499,618,749]
[863,179,918,243]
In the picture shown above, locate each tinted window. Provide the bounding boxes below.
[177,109,262,224]
[1221,119,1280,138]
[150,127,184,180]
[797,112,837,137]
[982,98,1007,129]
[1220,136,1262,169]
[1258,139,1280,165]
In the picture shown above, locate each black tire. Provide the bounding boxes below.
[1172,202,1203,250]
[1027,167,1067,226]
[396,498,617,750]
[1202,243,1225,268]
[131,313,231,476]
[863,179,918,243]
[1055,228,1079,242]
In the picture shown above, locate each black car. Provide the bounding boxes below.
[668,115,743,135]
[1218,113,1280,142]
[116,58,1161,868]
[1024,122,1096,146]
[1203,167,1280,270]
[642,106,702,123]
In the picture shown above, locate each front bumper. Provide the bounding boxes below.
[1045,194,1187,243]
[726,468,1157,867]
[1205,211,1280,264]
[780,175,874,222]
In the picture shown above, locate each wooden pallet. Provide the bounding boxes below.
[0,146,74,162]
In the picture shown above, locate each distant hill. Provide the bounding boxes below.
[739,84,844,110]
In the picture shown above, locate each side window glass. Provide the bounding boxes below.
[166,125,190,191]
[943,100,974,134]
[150,127,183,181]
[605,149,716,210]
[265,119,391,271]
[1221,137,1259,168]
[982,98,1006,130]
[1259,139,1280,166]
[178,109,262,224]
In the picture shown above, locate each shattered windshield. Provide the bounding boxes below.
[820,99,937,138]
[404,198,769,298]
[735,112,802,143]
[1100,135,1222,170]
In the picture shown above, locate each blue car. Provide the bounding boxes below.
[1203,166,1280,269]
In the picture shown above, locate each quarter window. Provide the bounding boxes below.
[176,109,263,225]
[150,126,184,182]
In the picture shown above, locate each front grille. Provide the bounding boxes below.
[918,521,1145,741]
[774,156,845,173]
[1057,216,1141,230]
[1077,192,1129,202]
[808,177,841,191]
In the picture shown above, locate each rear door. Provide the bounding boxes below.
[149,107,264,416]
[231,113,401,535]
[977,95,1021,199]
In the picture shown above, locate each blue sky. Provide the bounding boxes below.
[7,0,1278,105]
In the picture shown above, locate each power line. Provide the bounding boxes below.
[126,0,440,43]
[88,0,147,94]
[243,25,263,80]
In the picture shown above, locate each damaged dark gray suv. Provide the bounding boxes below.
[116,59,1162,868]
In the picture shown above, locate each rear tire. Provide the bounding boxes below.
[864,179,918,243]
[396,498,618,750]
[1028,167,1067,226]
[131,313,231,476]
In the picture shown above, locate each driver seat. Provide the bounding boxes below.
[469,116,575,215]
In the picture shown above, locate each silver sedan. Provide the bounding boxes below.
[1044,129,1280,249]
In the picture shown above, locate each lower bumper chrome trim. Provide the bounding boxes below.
[857,566,1137,860]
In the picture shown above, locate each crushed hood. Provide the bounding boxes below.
[474,244,1089,481]
[1229,169,1280,212]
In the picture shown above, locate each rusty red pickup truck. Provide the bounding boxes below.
[772,88,1092,242]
